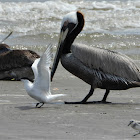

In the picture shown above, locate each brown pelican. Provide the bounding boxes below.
[51,11,140,104]
[0,44,40,81]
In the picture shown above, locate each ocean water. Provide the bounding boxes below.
[0,0,140,59]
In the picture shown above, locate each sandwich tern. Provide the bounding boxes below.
[21,44,65,108]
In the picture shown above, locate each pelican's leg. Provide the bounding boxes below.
[99,89,111,103]
[81,87,94,103]
[36,102,44,108]
[65,86,94,104]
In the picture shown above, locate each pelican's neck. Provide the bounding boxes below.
[62,38,74,54]
[51,12,85,81]
[62,12,85,54]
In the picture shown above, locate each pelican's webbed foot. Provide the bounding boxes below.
[64,100,111,104]
[64,88,111,104]
[94,100,112,104]
[65,101,87,104]
[36,102,44,108]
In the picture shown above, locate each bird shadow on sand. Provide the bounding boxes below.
[16,105,36,110]
[64,101,140,106]
[16,102,65,111]
[15,101,140,111]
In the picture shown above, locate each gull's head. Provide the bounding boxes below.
[128,120,135,126]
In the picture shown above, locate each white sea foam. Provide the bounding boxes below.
[0,1,140,34]
[0,1,77,33]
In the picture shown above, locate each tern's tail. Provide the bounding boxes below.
[47,94,66,101]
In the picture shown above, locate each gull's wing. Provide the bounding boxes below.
[34,44,53,92]
[31,58,40,80]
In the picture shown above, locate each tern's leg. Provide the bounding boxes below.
[36,103,39,107]
[65,86,94,104]
[36,102,44,108]
[133,131,140,136]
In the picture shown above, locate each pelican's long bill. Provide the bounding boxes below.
[51,12,78,81]
[51,31,65,81]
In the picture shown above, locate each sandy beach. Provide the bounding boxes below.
[0,0,140,139]
[0,63,139,140]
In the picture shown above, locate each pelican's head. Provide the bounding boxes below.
[0,44,10,54]
[51,11,85,81]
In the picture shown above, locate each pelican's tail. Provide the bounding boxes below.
[131,81,140,88]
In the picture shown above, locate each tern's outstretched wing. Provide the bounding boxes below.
[31,58,40,80]
[34,44,53,93]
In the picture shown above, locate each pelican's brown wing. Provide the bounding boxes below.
[0,50,40,71]
[71,43,140,81]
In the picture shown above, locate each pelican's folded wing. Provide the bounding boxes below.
[71,43,140,81]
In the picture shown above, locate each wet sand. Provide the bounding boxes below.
[0,64,140,140]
